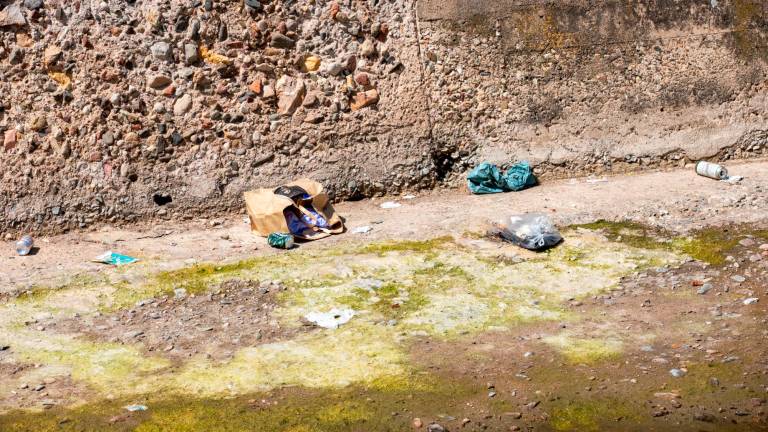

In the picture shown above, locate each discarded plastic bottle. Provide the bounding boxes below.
[15,235,33,256]
[695,161,728,180]
[267,233,294,249]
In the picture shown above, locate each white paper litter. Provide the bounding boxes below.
[743,297,759,305]
[352,226,373,234]
[304,309,355,329]
[380,201,401,209]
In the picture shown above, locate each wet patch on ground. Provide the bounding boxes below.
[1,222,767,430]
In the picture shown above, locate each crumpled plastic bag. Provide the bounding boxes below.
[495,214,562,251]
[467,161,537,194]
[304,308,355,329]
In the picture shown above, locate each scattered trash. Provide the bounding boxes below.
[352,226,373,234]
[244,179,344,241]
[743,297,759,305]
[467,161,537,194]
[124,404,148,412]
[15,235,33,256]
[695,160,743,184]
[93,252,138,266]
[267,232,295,249]
[403,194,416,200]
[380,201,401,209]
[493,214,562,251]
[669,368,687,378]
[695,161,728,180]
[304,308,355,329]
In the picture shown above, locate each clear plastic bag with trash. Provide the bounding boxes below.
[491,214,563,251]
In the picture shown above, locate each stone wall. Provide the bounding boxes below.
[419,0,768,177]
[0,0,766,234]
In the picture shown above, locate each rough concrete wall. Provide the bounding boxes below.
[0,0,767,234]
[0,0,433,234]
[419,0,768,177]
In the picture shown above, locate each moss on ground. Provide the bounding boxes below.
[550,398,638,432]
[543,334,623,364]
[570,220,759,265]
[0,374,475,432]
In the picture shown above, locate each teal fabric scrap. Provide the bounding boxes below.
[467,161,537,194]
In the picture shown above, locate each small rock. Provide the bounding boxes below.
[697,283,713,295]
[184,43,200,65]
[33,384,46,391]
[249,79,262,94]
[147,74,172,89]
[508,412,522,419]
[150,41,172,60]
[244,0,261,10]
[730,275,746,283]
[412,417,423,428]
[670,368,687,378]
[3,129,17,150]
[525,400,540,409]
[743,297,759,305]
[270,32,295,49]
[173,94,193,116]
[355,73,370,86]
[28,115,47,132]
[23,0,44,10]
[0,4,27,27]
[321,61,344,76]
[276,76,305,116]
[350,89,379,110]
[426,424,444,432]
[303,55,321,72]
[360,38,376,57]
[739,238,755,247]
[694,412,715,422]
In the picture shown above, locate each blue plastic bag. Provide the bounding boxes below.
[467,161,537,194]
[93,251,139,266]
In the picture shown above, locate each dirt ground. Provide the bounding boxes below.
[1,161,768,431]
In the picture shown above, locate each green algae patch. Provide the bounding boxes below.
[0,229,688,407]
[173,325,406,397]
[570,220,762,265]
[671,228,742,266]
[544,334,623,364]
[7,329,171,396]
[0,373,475,432]
[356,235,454,255]
[569,220,674,251]
[550,398,637,432]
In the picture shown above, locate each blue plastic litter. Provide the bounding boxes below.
[467,161,537,194]
[94,251,139,266]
